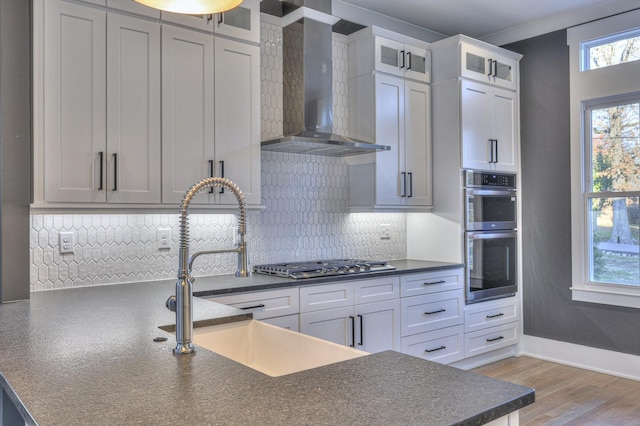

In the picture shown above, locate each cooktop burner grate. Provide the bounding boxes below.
[253,259,395,279]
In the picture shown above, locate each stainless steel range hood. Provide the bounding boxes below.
[261,5,390,157]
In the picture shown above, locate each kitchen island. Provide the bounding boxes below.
[0,261,533,425]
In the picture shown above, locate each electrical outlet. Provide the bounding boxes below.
[59,231,75,254]
[380,224,391,240]
[157,227,171,250]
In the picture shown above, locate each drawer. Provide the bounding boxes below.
[261,314,299,332]
[300,282,354,312]
[464,322,520,358]
[464,297,519,333]
[353,276,400,304]
[206,288,299,320]
[400,268,464,297]
[400,325,464,365]
[400,289,464,337]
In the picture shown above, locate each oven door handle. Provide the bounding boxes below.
[465,188,516,197]
[467,230,517,240]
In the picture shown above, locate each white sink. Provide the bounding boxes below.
[191,320,368,377]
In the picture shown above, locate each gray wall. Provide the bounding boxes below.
[505,31,640,355]
[0,0,31,302]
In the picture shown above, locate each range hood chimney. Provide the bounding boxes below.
[261,2,390,157]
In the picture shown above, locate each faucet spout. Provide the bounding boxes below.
[171,177,250,356]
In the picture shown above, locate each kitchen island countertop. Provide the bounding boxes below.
[0,259,533,425]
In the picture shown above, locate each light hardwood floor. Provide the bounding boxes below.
[472,356,640,425]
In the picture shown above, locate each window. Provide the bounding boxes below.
[582,29,640,71]
[568,9,640,308]
[585,97,640,286]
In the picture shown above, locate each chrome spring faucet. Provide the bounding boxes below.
[166,177,250,355]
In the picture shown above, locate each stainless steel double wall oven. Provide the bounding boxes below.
[464,170,518,304]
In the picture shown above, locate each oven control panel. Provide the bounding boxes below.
[465,170,516,189]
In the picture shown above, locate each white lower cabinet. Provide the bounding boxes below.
[463,297,520,359]
[299,278,401,353]
[464,322,519,358]
[398,268,465,364]
[205,287,299,323]
[262,314,299,332]
[400,324,464,364]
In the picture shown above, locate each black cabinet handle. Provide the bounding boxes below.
[400,50,405,69]
[206,14,213,23]
[208,160,214,193]
[486,336,504,342]
[424,280,446,286]
[494,139,499,163]
[112,153,118,191]
[349,316,355,347]
[425,345,446,353]
[487,58,493,76]
[486,313,505,319]
[425,308,446,315]
[357,314,363,346]
[239,304,265,311]
[488,139,494,163]
[408,172,413,198]
[401,172,407,197]
[406,51,412,70]
[98,151,104,190]
[219,160,225,194]
[218,13,223,25]
[493,60,498,77]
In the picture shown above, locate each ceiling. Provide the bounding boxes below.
[338,0,632,39]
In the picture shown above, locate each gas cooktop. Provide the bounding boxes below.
[253,259,395,280]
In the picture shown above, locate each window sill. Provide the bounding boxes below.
[571,286,640,309]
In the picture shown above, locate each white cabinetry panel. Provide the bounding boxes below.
[207,288,299,320]
[400,289,464,336]
[400,324,464,364]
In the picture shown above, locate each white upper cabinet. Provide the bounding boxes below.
[161,25,215,205]
[106,0,160,18]
[461,43,518,91]
[41,1,161,204]
[160,0,259,43]
[460,80,518,172]
[349,27,431,83]
[348,73,432,210]
[106,13,161,203]
[162,26,261,206]
[214,38,261,206]
[374,36,431,83]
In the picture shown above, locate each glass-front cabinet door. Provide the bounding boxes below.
[213,0,259,43]
[374,36,430,83]
[461,43,517,90]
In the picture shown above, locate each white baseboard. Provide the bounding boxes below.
[521,335,640,381]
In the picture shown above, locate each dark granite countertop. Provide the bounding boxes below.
[192,259,465,297]
[0,260,533,425]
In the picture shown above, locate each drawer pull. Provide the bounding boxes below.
[423,280,446,286]
[486,336,504,342]
[424,308,446,315]
[486,313,505,319]
[425,345,446,353]
[349,316,355,347]
[239,304,265,311]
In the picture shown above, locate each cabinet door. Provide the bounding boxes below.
[107,0,160,18]
[214,38,261,205]
[404,81,432,206]
[374,74,405,205]
[461,43,517,91]
[44,0,106,203]
[374,36,405,78]
[404,44,431,83]
[491,88,518,173]
[213,0,259,44]
[300,306,354,347]
[161,26,215,205]
[460,79,492,170]
[106,14,161,203]
[356,299,400,353]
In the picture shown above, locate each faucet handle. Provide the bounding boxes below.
[165,295,177,312]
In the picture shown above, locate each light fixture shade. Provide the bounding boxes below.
[134,0,243,14]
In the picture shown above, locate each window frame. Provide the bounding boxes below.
[568,9,640,309]
[581,28,640,71]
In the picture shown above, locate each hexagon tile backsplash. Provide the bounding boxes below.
[29,23,407,291]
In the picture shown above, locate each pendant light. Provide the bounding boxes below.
[134,0,243,14]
